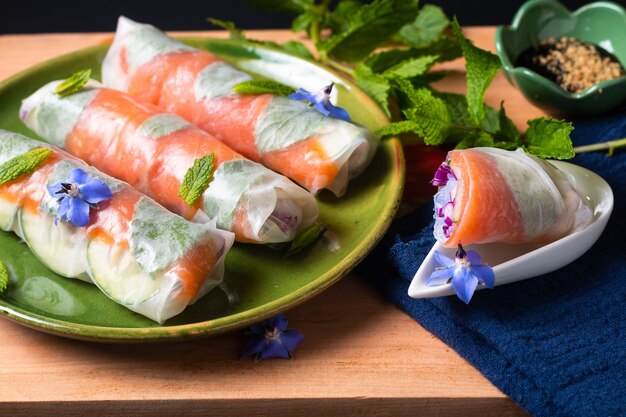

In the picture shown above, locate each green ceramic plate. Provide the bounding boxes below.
[0,38,404,342]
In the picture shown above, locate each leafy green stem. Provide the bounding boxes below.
[309,0,331,62]
[448,124,482,134]
[573,138,626,156]
[309,19,324,59]
[325,59,355,77]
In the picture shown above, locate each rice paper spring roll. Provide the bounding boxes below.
[20,81,318,244]
[102,16,377,196]
[0,129,234,323]
[432,147,593,247]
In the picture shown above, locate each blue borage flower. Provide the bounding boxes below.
[47,168,113,227]
[242,314,304,360]
[427,243,495,304]
[288,83,351,121]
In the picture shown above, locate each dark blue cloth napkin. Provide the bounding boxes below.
[358,116,626,417]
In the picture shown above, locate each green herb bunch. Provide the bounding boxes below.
[211,0,576,159]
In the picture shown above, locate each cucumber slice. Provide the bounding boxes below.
[0,196,18,231]
[86,240,162,306]
[19,209,89,279]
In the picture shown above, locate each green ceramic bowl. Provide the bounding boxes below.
[495,0,626,116]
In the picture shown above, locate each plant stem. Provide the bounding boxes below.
[309,20,323,59]
[448,124,482,134]
[573,138,626,155]
[309,0,331,62]
[325,59,355,77]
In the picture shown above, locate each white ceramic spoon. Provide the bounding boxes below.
[408,161,614,299]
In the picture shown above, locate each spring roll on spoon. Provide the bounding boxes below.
[432,148,593,247]
[20,80,318,244]
[0,130,233,323]
[102,16,377,196]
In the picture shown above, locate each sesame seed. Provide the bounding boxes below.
[516,37,625,93]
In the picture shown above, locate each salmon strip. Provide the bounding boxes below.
[445,149,525,247]
[65,87,243,220]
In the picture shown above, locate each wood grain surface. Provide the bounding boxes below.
[0,28,538,417]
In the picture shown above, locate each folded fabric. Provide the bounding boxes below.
[102,16,377,196]
[20,81,318,244]
[358,122,626,416]
[0,129,234,323]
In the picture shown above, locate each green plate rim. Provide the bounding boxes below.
[0,38,405,343]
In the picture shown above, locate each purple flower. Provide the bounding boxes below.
[47,168,113,227]
[427,243,495,304]
[242,314,304,360]
[288,83,351,121]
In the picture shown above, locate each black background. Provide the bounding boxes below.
[1,0,615,34]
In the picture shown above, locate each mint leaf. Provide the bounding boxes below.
[451,18,501,126]
[328,0,364,34]
[382,55,439,79]
[524,118,575,159]
[178,153,215,206]
[0,260,8,294]
[354,63,392,117]
[411,37,462,63]
[0,147,52,185]
[319,0,419,62]
[250,0,314,14]
[55,69,91,97]
[376,120,425,137]
[410,71,448,88]
[434,92,499,133]
[496,103,521,143]
[285,223,325,257]
[245,39,314,60]
[207,18,246,41]
[291,10,319,32]
[455,131,495,149]
[364,38,461,73]
[381,85,451,145]
[233,80,296,96]
[275,41,314,60]
[397,4,450,48]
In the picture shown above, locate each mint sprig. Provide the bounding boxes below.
[207,18,246,42]
[285,223,325,257]
[178,154,215,206]
[316,0,420,62]
[0,147,52,185]
[525,118,575,159]
[0,260,8,294]
[451,18,502,126]
[233,80,296,96]
[55,69,91,97]
[395,4,450,48]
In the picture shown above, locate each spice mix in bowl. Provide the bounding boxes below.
[496,0,626,116]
